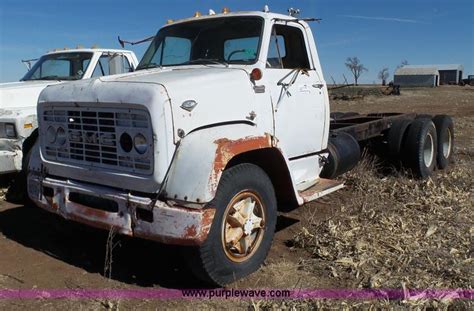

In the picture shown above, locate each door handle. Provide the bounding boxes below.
[313,83,324,89]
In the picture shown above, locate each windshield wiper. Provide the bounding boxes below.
[136,63,162,70]
[32,75,62,81]
[183,58,229,67]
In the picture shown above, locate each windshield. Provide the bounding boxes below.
[136,17,263,70]
[22,52,94,81]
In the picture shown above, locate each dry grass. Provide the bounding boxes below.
[266,152,473,309]
[104,227,121,280]
[0,87,472,310]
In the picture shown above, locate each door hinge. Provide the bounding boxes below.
[253,85,265,93]
[246,111,257,121]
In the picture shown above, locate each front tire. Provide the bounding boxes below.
[186,163,277,286]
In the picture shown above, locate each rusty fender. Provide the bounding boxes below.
[161,123,274,204]
[27,173,216,246]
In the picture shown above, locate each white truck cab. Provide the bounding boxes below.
[0,48,138,175]
[27,8,454,285]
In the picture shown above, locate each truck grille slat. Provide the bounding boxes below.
[42,106,153,175]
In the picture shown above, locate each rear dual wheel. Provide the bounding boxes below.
[402,119,438,179]
[432,115,454,169]
[388,116,454,178]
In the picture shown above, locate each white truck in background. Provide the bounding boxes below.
[0,48,138,198]
[27,8,454,285]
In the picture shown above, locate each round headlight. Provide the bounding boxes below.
[134,134,148,154]
[56,127,66,145]
[120,132,133,152]
[46,126,57,143]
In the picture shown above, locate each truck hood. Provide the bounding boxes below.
[39,67,257,143]
[0,80,61,109]
[103,67,256,140]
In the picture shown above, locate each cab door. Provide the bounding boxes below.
[264,22,326,187]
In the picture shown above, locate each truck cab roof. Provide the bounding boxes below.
[165,10,301,27]
[45,48,135,55]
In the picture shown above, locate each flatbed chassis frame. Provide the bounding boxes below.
[330,113,417,141]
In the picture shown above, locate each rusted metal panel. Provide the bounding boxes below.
[213,134,273,170]
[28,174,215,246]
[298,178,344,203]
[133,204,216,246]
[209,134,273,195]
[162,124,274,204]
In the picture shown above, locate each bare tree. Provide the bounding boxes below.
[378,67,390,86]
[345,57,368,86]
[396,60,409,70]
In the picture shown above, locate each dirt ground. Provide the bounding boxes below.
[0,86,472,310]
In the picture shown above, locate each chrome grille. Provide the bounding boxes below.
[42,107,153,174]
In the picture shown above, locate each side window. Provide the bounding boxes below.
[109,54,131,74]
[122,56,132,72]
[267,35,286,68]
[224,37,259,61]
[267,25,310,69]
[92,54,132,77]
[82,59,91,71]
[92,55,109,78]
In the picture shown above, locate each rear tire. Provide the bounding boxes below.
[415,114,432,120]
[432,115,454,169]
[186,163,277,286]
[402,119,437,179]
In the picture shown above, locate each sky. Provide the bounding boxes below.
[0,0,473,83]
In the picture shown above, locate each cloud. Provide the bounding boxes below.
[339,14,430,24]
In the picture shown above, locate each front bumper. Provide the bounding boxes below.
[27,173,215,246]
[0,149,22,174]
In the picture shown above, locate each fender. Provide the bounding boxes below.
[26,140,42,202]
[162,123,278,204]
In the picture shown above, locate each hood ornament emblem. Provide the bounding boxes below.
[181,100,198,112]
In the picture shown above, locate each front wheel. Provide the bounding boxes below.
[186,163,277,286]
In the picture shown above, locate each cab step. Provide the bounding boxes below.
[298,178,344,203]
